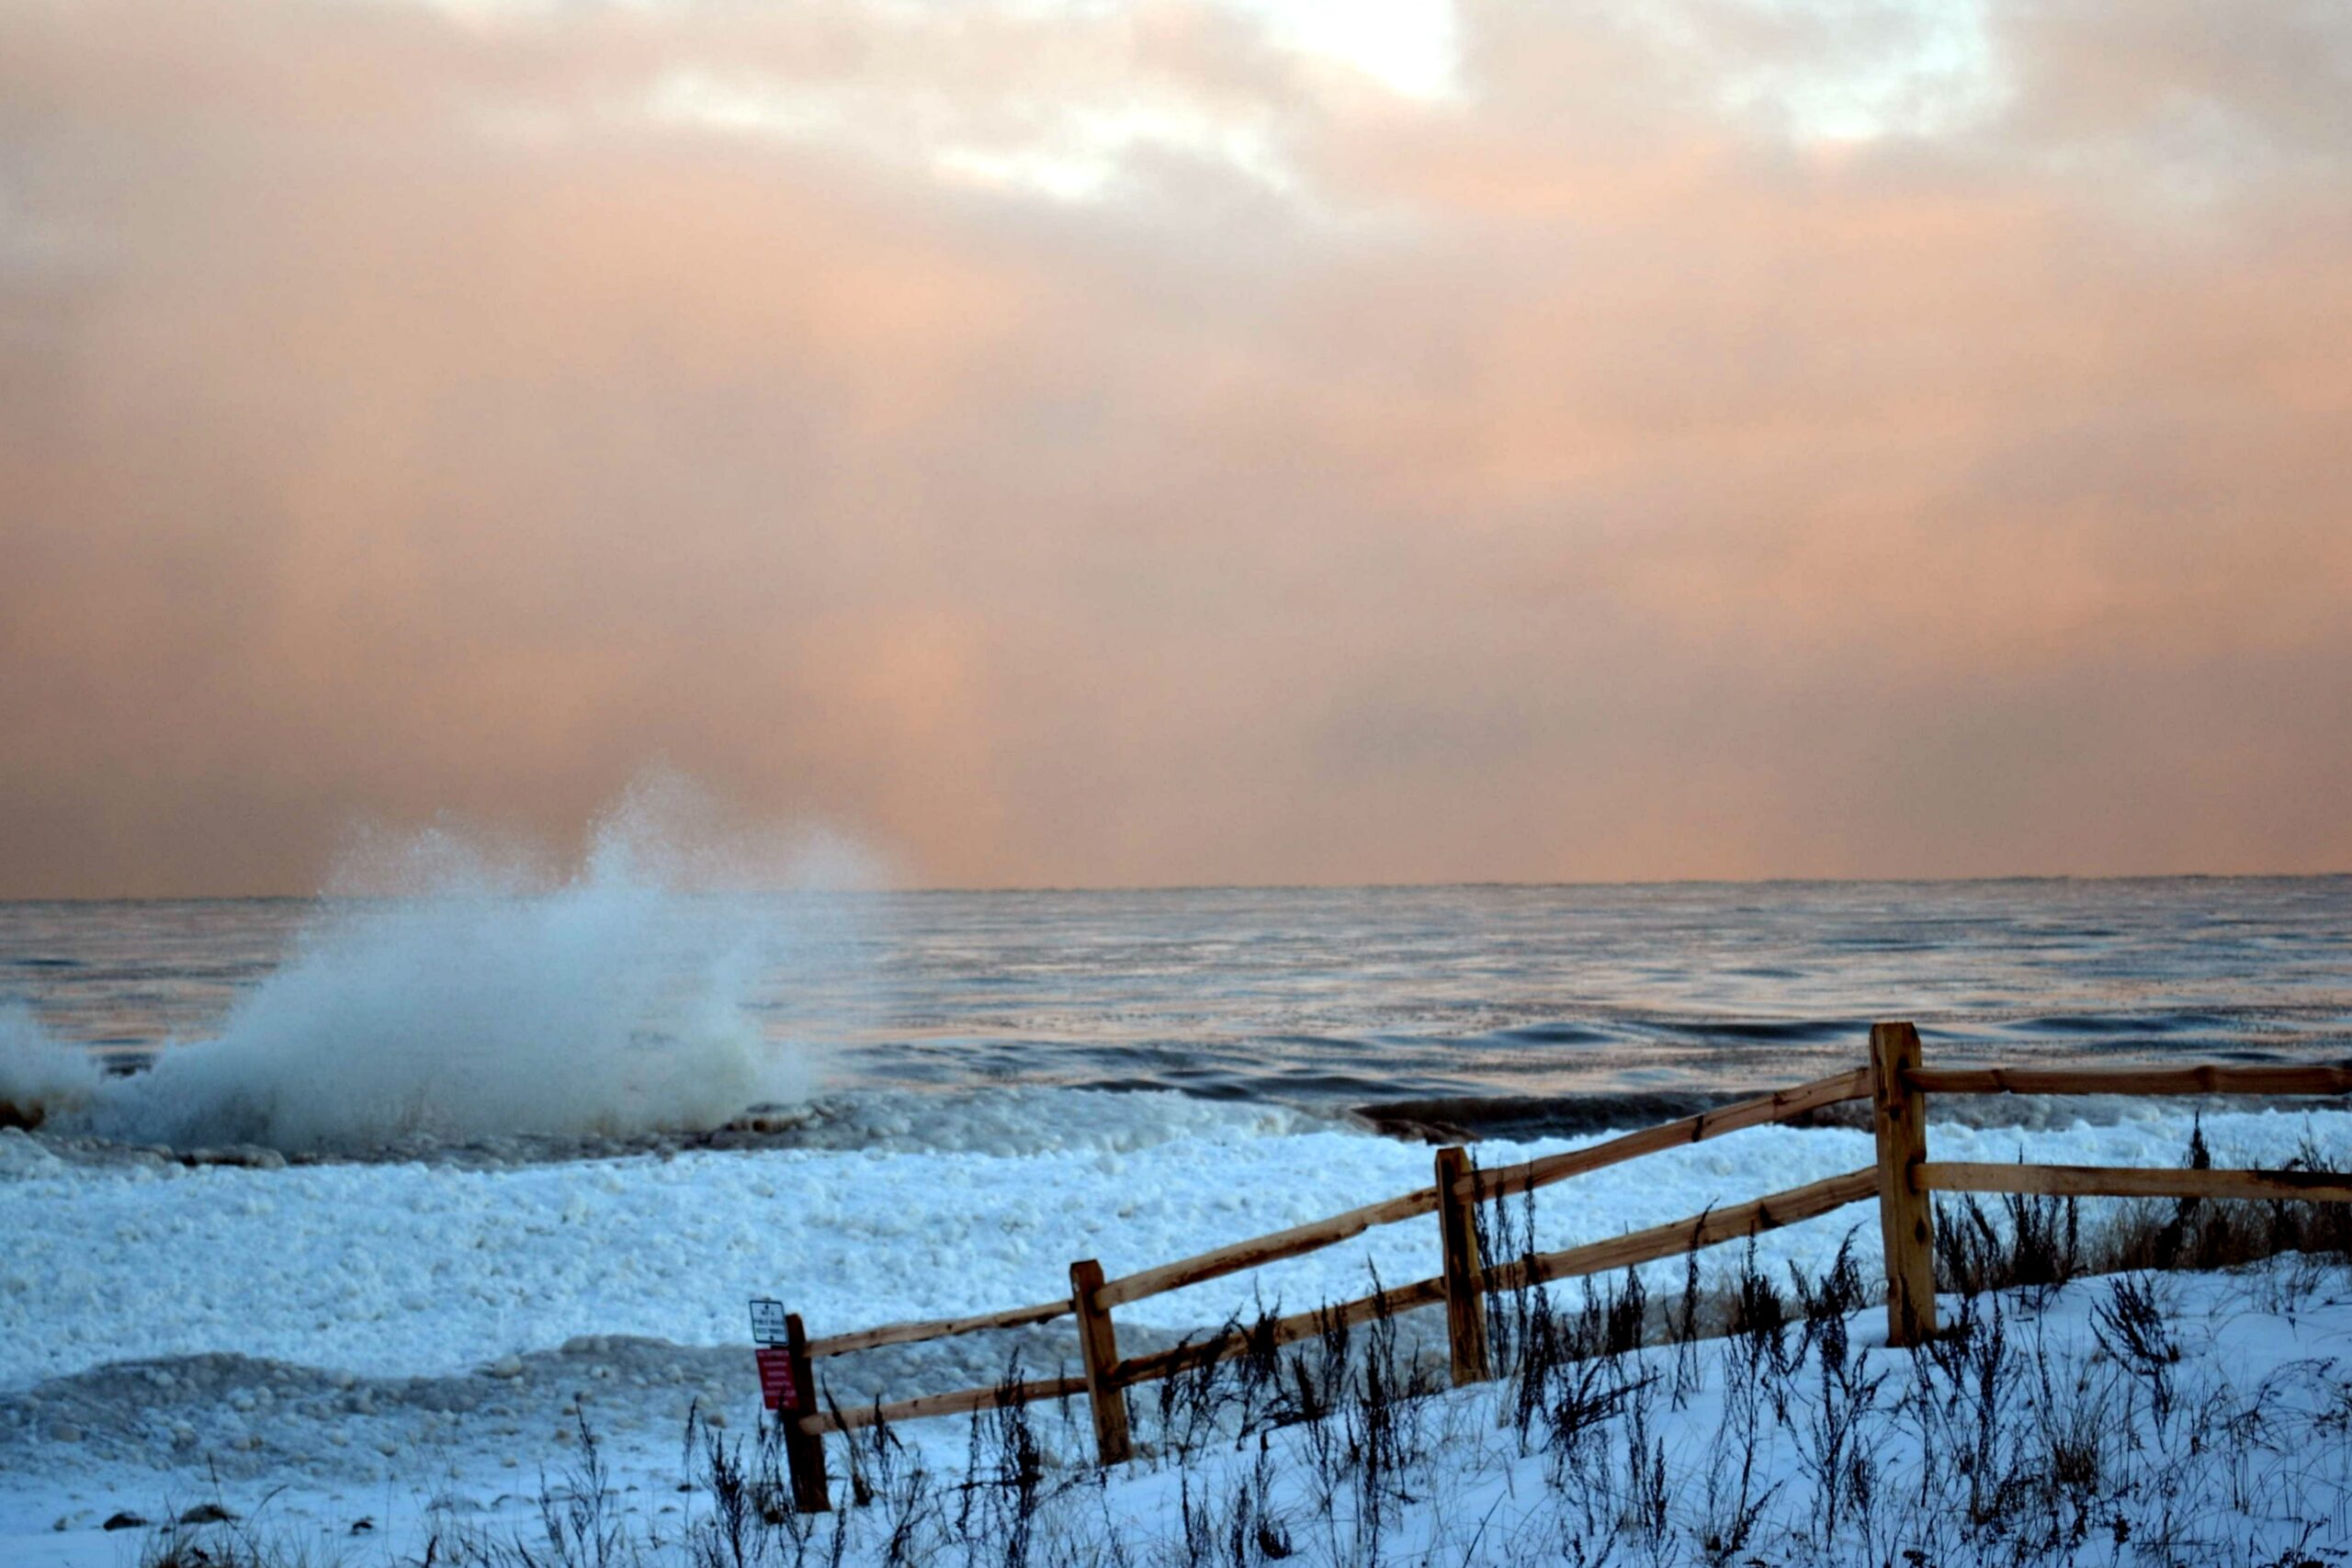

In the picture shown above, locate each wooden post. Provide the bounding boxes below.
[1435,1145,1491,1385]
[1069,1259,1132,1466]
[782,1314,831,1513]
[1870,1021,1937,1347]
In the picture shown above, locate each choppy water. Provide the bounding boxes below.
[7,879,2348,1141]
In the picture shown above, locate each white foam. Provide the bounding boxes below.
[743,1085,1316,1155]
[0,1003,101,1128]
[13,781,858,1153]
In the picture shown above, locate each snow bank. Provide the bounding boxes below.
[7,1257,2350,1568]
[6,1099,2344,1393]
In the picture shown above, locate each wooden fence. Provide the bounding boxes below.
[762,1021,2352,1509]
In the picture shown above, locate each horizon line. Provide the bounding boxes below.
[6,867,2348,904]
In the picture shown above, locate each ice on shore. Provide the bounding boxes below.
[6,1100,2348,1392]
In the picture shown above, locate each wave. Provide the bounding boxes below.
[2,779,851,1152]
[0,1003,105,1130]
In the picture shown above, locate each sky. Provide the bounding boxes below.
[2,0,2349,896]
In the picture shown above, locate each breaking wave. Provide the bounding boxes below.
[0,1002,104,1130]
[2,780,854,1151]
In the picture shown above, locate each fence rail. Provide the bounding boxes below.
[1918,1163,2352,1203]
[1458,1066,1874,1203]
[759,1021,2352,1508]
[1480,1167,1881,1296]
[1096,1186,1443,1310]
[807,1297,1070,1360]
[1111,1275,1451,1390]
[809,1373,1089,1436]
[1908,1065,2352,1097]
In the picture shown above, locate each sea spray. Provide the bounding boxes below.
[0,1000,103,1129]
[11,781,867,1150]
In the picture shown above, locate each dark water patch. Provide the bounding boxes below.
[1478,1021,1618,1047]
[1144,1068,1261,1095]
[1262,1032,1379,1052]
[2010,1013,2187,1037]
[1355,1089,2352,1145]
[1263,1070,1472,1105]
[1666,1019,1859,1045]
[1351,1091,1747,1143]
[1063,1075,1262,1100]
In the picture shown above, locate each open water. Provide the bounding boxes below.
[6,877,2347,1143]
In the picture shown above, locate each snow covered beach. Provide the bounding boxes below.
[7,1096,2352,1564]
[13,1099,2352,1390]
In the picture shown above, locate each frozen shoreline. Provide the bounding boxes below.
[8,1098,2350,1391]
[7,1088,2350,1565]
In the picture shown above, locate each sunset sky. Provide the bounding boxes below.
[3,0,2349,896]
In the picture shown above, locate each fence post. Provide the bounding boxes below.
[1435,1145,1491,1384]
[780,1314,831,1512]
[1069,1259,1133,1466]
[1870,1021,1937,1347]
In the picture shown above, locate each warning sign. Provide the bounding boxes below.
[749,1299,789,1348]
[755,1346,798,1412]
[749,1300,798,1412]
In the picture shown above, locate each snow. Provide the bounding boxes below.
[1062,1262,2352,1566]
[5,1102,2345,1391]
[6,1099,2350,1564]
[7,1261,2351,1566]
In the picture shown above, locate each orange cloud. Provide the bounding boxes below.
[3,0,2349,894]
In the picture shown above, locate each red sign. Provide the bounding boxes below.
[755,1346,798,1412]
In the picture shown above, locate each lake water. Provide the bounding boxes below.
[7,878,2347,1140]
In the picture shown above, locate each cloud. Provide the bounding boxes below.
[3,0,2349,893]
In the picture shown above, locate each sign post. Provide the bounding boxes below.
[749,1298,830,1512]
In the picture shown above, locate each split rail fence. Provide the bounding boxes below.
[760,1021,2352,1509]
